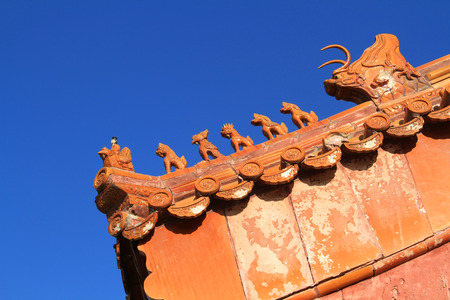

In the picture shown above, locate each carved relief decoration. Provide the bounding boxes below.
[343,113,389,153]
[380,89,438,116]
[303,147,342,169]
[251,113,288,140]
[122,211,158,241]
[221,123,254,152]
[365,113,391,131]
[108,212,127,237]
[427,87,450,122]
[407,98,433,115]
[428,106,450,122]
[95,184,128,214]
[192,129,224,161]
[344,132,384,153]
[167,196,210,219]
[149,191,173,209]
[113,183,173,209]
[156,143,187,174]
[386,117,424,137]
[259,164,299,185]
[280,102,319,129]
[215,180,254,201]
[94,167,113,191]
[281,146,306,164]
[239,161,265,179]
[319,34,430,105]
[195,176,221,195]
[94,167,173,240]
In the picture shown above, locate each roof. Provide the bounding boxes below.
[93,34,450,299]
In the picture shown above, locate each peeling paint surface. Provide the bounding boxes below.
[361,137,378,149]
[405,128,450,232]
[190,204,205,214]
[142,221,154,233]
[339,244,450,299]
[233,188,248,198]
[225,186,314,300]
[342,143,433,255]
[290,166,382,282]
[327,153,338,164]
[281,167,295,178]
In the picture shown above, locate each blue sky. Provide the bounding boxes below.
[1,1,449,299]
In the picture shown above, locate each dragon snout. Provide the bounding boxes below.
[324,79,337,97]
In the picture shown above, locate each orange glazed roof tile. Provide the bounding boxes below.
[93,33,450,300]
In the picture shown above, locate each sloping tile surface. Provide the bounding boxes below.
[406,126,450,232]
[225,185,314,300]
[138,212,245,300]
[341,142,434,255]
[290,166,382,282]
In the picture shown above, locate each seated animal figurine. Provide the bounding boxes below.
[98,137,134,171]
[192,129,224,161]
[251,113,288,140]
[280,102,318,129]
[156,143,187,174]
[221,123,254,152]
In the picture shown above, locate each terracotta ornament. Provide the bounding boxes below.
[156,143,187,174]
[167,196,210,219]
[281,146,306,164]
[259,164,299,185]
[384,97,433,137]
[343,113,389,153]
[215,180,254,201]
[303,132,346,169]
[94,178,173,241]
[251,113,288,140]
[319,34,430,105]
[221,123,254,152]
[386,117,424,137]
[195,176,221,196]
[192,129,224,161]
[427,87,450,122]
[98,137,134,172]
[239,160,265,179]
[280,102,319,128]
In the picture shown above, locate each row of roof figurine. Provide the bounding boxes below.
[98,102,318,174]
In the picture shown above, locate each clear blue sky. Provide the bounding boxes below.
[1,1,448,299]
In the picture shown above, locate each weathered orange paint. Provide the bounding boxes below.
[340,244,450,299]
[290,165,382,282]
[225,186,314,299]
[138,211,245,300]
[341,142,434,255]
[405,125,450,232]
[92,35,450,299]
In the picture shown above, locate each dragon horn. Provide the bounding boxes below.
[318,44,351,69]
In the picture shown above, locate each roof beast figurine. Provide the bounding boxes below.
[192,129,224,161]
[251,113,288,140]
[319,33,431,105]
[221,123,254,152]
[156,143,187,174]
[280,102,319,129]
